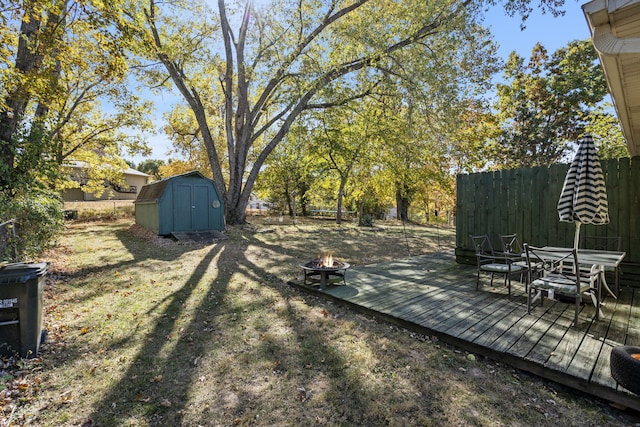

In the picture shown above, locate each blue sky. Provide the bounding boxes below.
[134,1,594,164]
[485,1,591,61]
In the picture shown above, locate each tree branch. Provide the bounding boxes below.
[145,0,228,198]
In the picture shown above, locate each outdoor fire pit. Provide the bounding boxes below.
[300,254,350,290]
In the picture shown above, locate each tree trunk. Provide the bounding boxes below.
[19,3,67,184]
[299,181,309,216]
[396,188,409,221]
[226,202,247,225]
[285,190,293,216]
[0,6,42,190]
[336,176,347,224]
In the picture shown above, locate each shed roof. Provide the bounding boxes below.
[134,171,210,203]
[583,0,640,156]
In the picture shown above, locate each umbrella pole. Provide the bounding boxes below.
[574,222,582,249]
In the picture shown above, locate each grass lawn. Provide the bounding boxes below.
[3,213,638,426]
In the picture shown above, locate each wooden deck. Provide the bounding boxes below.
[288,252,640,411]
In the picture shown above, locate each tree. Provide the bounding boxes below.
[586,104,629,160]
[491,40,611,168]
[130,0,557,225]
[0,1,67,191]
[353,28,499,222]
[255,122,321,217]
[372,101,461,222]
[158,159,195,178]
[137,159,166,179]
[0,1,152,195]
[308,106,377,224]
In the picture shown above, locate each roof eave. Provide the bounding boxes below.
[583,0,640,157]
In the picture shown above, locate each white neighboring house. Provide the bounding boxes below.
[62,161,150,202]
[386,207,397,219]
[247,193,272,214]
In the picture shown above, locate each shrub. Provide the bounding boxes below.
[0,189,64,261]
[358,214,375,228]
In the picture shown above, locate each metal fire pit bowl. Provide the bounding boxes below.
[300,259,350,290]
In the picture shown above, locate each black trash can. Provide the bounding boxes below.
[0,262,48,358]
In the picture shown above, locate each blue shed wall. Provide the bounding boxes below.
[156,174,224,235]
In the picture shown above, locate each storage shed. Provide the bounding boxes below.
[134,171,224,235]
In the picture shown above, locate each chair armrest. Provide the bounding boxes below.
[577,264,602,280]
[476,253,506,264]
[497,251,525,263]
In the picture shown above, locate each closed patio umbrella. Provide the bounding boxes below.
[557,134,609,248]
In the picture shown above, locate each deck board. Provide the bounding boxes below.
[289,253,640,411]
[592,289,634,388]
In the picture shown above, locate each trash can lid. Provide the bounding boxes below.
[0,262,49,284]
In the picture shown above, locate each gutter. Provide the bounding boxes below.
[592,23,640,54]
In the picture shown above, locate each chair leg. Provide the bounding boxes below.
[597,276,602,319]
[506,274,511,297]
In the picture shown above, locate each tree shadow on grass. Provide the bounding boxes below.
[44,226,212,323]
[50,222,630,426]
[82,229,384,426]
[82,241,225,425]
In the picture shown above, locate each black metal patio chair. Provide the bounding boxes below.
[499,233,541,289]
[524,244,601,327]
[470,234,524,297]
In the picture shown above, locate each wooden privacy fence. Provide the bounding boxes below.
[455,157,640,285]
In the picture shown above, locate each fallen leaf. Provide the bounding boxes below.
[60,390,73,404]
[297,387,311,402]
[160,398,171,407]
[135,393,150,403]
